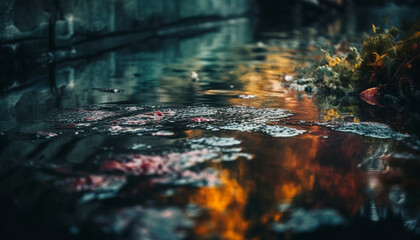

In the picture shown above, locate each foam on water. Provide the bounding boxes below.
[187,137,242,147]
[217,123,306,137]
[324,122,409,139]
[52,105,304,138]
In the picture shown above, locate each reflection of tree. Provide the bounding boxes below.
[315,95,361,122]
[189,168,250,240]
[315,93,420,136]
[186,128,373,238]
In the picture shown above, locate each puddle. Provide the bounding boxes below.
[1,10,420,240]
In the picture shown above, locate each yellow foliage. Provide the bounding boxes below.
[323,108,339,121]
[326,53,342,67]
[368,52,387,67]
[407,31,420,41]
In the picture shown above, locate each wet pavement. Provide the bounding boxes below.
[1,15,420,240]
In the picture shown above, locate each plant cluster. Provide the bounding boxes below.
[312,17,420,105]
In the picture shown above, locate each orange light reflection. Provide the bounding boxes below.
[187,49,369,239]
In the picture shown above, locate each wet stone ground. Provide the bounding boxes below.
[1,19,420,240]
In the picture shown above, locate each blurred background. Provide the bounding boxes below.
[1,0,420,92]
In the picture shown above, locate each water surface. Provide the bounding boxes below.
[1,16,420,240]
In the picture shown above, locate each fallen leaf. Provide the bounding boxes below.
[360,87,381,106]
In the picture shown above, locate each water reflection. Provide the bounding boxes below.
[1,10,420,240]
[184,128,384,239]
